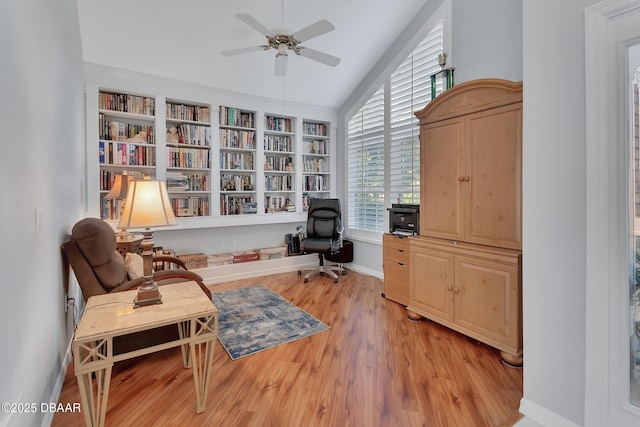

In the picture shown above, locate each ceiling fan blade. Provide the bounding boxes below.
[221,46,264,57]
[297,47,340,67]
[234,13,274,37]
[292,19,335,42]
[275,54,288,76]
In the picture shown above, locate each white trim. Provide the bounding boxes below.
[585,1,640,426]
[519,398,580,427]
[42,340,74,427]
[197,254,317,285]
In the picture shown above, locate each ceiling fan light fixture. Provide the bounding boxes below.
[222,12,340,77]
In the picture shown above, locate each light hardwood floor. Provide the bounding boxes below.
[53,270,523,427]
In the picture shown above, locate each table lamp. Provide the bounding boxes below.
[118,176,177,308]
[105,171,135,240]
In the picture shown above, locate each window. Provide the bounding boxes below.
[347,20,444,233]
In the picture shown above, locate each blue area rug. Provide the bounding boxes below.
[211,285,330,360]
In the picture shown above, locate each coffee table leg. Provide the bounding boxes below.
[190,338,214,413]
[77,365,113,427]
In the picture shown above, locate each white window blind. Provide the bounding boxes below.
[347,20,444,233]
[389,21,443,205]
[347,86,385,232]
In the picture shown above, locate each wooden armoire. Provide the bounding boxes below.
[408,79,523,365]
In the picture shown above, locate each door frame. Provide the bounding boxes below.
[585,1,640,425]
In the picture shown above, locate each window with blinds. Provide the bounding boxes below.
[347,86,385,232]
[347,20,444,233]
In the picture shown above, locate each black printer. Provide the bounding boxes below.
[387,204,420,235]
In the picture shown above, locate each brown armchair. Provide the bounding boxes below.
[62,217,211,354]
[62,217,211,301]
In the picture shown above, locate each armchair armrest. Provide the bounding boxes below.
[152,254,188,270]
[110,270,211,300]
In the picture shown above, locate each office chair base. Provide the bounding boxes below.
[298,265,344,283]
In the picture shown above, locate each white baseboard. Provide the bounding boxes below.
[348,263,383,280]
[194,254,319,285]
[42,341,74,427]
[518,398,581,427]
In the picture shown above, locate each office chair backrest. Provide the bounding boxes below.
[306,198,342,239]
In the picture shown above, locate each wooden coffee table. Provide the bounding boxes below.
[72,281,218,427]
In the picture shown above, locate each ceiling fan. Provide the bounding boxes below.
[221,10,340,76]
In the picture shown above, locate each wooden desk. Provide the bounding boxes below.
[72,282,218,427]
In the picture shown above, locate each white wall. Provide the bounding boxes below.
[520,1,598,425]
[452,0,523,83]
[0,1,85,426]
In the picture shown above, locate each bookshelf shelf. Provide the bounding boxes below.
[219,106,257,216]
[301,120,331,210]
[165,99,212,218]
[263,113,296,214]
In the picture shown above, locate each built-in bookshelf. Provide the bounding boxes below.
[264,114,296,213]
[165,100,212,217]
[98,90,157,220]
[302,120,330,210]
[88,76,334,228]
[219,106,257,215]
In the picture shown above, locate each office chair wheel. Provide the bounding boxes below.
[297,271,301,276]
[304,278,309,283]
[341,270,346,275]
[333,278,339,283]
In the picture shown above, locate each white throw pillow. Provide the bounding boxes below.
[125,252,144,280]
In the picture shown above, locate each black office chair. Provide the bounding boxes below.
[298,198,345,283]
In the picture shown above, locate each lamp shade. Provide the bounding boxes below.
[105,173,134,200]
[117,179,176,229]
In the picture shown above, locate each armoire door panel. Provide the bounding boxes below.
[465,104,522,249]
[420,119,465,240]
[454,255,520,348]
[410,248,455,322]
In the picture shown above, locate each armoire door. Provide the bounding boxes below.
[420,117,465,241]
[464,103,522,249]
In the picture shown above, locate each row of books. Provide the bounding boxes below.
[265,116,293,133]
[219,106,255,129]
[166,172,209,192]
[265,155,294,172]
[303,158,328,173]
[303,122,327,137]
[220,152,255,170]
[220,172,255,192]
[220,129,256,149]
[168,124,211,146]
[170,196,210,217]
[304,174,328,192]
[264,135,293,152]
[99,91,155,116]
[166,103,210,123]
[99,141,156,166]
[265,196,295,212]
[99,197,122,220]
[265,174,294,192]
[99,170,145,191]
[167,147,210,169]
[220,195,257,215]
[303,140,328,155]
[99,115,155,144]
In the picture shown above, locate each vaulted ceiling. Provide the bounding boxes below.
[76,0,429,109]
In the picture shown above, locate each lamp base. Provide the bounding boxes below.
[133,288,162,308]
